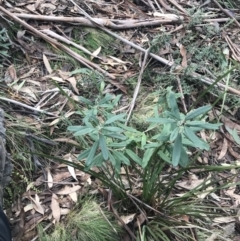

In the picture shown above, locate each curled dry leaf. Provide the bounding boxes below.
[60,208,70,215]
[177,43,187,67]
[43,54,52,74]
[29,195,44,215]
[67,76,79,94]
[120,213,136,224]
[5,64,17,84]
[47,168,53,188]
[66,154,78,181]
[91,46,101,60]
[69,191,78,203]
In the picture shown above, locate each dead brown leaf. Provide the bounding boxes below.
[51,193,61,222]
[218,138,228,160]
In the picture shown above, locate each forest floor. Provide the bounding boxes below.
[1,0,240,240]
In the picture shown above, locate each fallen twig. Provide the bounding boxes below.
[0,97,57,116]
[126,49,150,125]
[41,29,102,60]
[8,13,184,29]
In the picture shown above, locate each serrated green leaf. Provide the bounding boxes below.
[147,117,176,124]
[185,105,211,120]
[77,148,91,160]
[104,132,127,140]
[144,143,160,148]
[117,123,138,132]
[179,147,188,167]
[108,150,116,166]
[102,126,124,132]
[99,134,108,160]
[107,141,127,148]
[172,133,182,166]
[170,127,179,142]
[78,96,93,105]
[99,104,113,108]
[141,133,147,149]
[142,148,154,168]
[99,93,113,104]
[164,110,179,120]
[85,140,99,166]
[89,153,104,168]
[126,149,142,166]
[112,151,130,165]
[67,125,86,132]
[73,127,95,136]
[158,151,171,164]
[104,114,126,125]
[186,121,222,130]
[168,91,180,120]
[184,127,209,150]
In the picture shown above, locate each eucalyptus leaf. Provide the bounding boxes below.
[172,133,182,166]
[185,105,211,120]
[126,149,142,166]
[99,134,108,160]
[85,140,99,166]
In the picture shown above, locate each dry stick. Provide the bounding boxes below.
[0,97,57,116]
[0,6,115,80]
[212,0,240,28]
[191,73,240,96]
[158,0,175,12]
[126,50,149,125]
[69,0,174,67]
[176,76,187,113]
[166,0,189,15]
[203,18,234,23]
[10,13,183,29]
[41,29,101,60]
